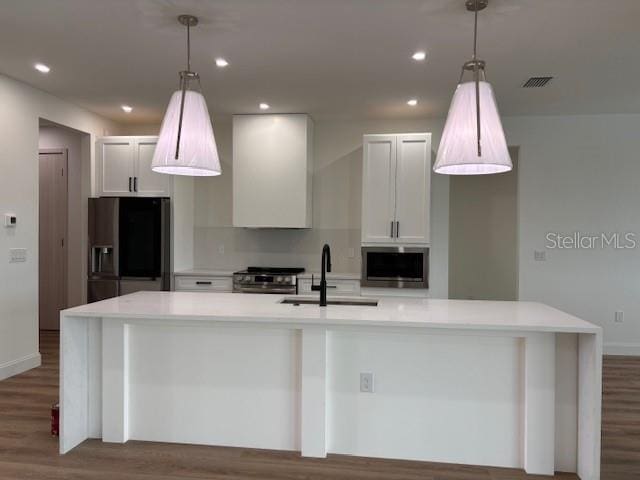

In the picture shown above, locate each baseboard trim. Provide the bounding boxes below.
[0,352,42,381]
[604,342,640,356]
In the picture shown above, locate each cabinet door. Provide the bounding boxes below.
[361,135,397,243]
[394,134,431,244]
[298,278,361,296]
[97,138,135,196]
[134,137,171,197]
[174,275,233,292]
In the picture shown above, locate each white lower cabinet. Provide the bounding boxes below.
[174,275,233,293]
[298,278,360,296]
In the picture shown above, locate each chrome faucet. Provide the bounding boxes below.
[311,244,332,307]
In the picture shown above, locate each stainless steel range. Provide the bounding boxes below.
[233,267,305,294]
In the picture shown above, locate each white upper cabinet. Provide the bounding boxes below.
[361,135,397,243]
[134,138,171,196]
[361,133,431,245]
[97,138,135,196]
[394,134,431,244]
[96,136,171,197]
[233,114,313,228]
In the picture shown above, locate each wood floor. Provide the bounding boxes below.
[0,332,637,480]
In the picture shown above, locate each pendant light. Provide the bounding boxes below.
[433,0,511,175]
[151,15,221,176]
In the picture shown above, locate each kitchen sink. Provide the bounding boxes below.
[280,297,378,307]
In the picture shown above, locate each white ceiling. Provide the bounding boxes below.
[1,0,638,124]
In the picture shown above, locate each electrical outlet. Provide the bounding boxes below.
[614,311,624,323]
[360,372,374,393]
[218,244,225,254]
[9,248,27,263]
[347,247,355,259]
[534,250,547,261]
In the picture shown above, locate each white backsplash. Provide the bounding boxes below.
[194,226,361,273]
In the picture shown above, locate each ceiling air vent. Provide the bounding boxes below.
[522,76,554,88]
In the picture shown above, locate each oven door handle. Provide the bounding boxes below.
[235,287,295,294]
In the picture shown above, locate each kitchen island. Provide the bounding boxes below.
[60,292,602,479]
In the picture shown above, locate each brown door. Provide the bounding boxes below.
[39,149,68,330]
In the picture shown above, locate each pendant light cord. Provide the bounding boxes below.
[175,21,191,160]
[187,22,191,72]
[473,0,482,157]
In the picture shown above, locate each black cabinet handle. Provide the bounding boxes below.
[196,281,212,285]
[396,221,400,238]
[134,177,138,192]
[128,177,132,192]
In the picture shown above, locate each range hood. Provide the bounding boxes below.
[232,114,313,228]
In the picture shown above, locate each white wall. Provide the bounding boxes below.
[505,114,640,355]
[185,117,450,298]
[200,113,640,352]
[0,73,120,380]
[38,124,87,308]
[124,113,640,353]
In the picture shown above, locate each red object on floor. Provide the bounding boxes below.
[51,403,59,436]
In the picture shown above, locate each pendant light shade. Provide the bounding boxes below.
[434,81,511,175]
[433,0,512,175]
[151,14,221,177]
[151,90,221,176]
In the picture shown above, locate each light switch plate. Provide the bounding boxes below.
[534,250,547,261]
[9,248,27,263]
[4,214,17,227]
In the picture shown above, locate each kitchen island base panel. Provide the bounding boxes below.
[60,316,601,478]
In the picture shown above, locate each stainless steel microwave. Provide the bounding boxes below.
[361,247,429,289]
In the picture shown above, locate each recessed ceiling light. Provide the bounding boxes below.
[34,63,50,73]
[412,51,427,61]
[407,99,418,106]
[121,105,133,113]
[215,58,229,68]
[259,103,270,110]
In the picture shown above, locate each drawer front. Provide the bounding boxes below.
[175,276,233,292]
[298,279,361,296]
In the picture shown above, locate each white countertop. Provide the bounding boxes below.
[63,291,600,334]
[174,269,361,280]
[298,272,360,280]
[173,269,236,277]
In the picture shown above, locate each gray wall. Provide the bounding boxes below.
[449,149,519,301]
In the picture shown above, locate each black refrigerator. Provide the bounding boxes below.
[88,197,170,303]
